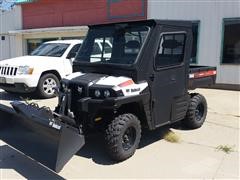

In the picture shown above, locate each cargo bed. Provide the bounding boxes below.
[188,65,216,90]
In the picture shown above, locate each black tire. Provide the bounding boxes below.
[36,73,60,99]
[184,93,207,129]
[105,113,141,161]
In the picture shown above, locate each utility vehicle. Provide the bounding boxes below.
[0,19,216,172]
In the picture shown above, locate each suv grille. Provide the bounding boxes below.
[0,66,18,76]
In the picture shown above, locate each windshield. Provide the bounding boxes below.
[31,43,70,57]
[75,24,150,65]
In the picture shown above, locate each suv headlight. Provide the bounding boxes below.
[17,66,34,75]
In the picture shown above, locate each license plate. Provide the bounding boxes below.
[0,77,6,83]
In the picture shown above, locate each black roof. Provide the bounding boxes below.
[89,19,192,28]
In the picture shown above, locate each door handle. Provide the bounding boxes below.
[149,74,155,81]
[170,76,176,81]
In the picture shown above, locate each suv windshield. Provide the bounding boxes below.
[75,24,150,65]
[31,43,70,57]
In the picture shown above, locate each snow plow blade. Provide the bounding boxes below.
[0,102,85,173]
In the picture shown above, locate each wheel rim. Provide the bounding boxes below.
[43,78,57,95]
[195,103,204,121]
[122,127,136,151]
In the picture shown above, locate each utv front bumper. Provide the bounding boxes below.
[76,94,149,113]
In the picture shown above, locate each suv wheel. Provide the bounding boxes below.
[105,113,141,161]
[36,73,60,99]
[184,93,207,129]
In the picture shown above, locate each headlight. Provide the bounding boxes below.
[17,66,34,75]
[90,88,118,98]
[104,90,110,98]
[94,90,101,98]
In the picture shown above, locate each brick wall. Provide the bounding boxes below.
[22,0,147,29]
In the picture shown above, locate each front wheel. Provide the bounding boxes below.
[105,113,141,161]
[183,93,207,129]
[36,73,60,99]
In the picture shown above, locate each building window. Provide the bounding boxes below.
[222,18,240,64]
[191,22,199,64]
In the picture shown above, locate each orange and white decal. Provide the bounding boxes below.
[189,70,216,79]
[118,80,134,87]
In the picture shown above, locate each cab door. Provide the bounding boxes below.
[151,26,189,127]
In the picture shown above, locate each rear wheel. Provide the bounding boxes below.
[36,73,60,99]
[105,113,141,161]
[184,93,207,129]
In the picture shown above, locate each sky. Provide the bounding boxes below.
[0,0,16,11]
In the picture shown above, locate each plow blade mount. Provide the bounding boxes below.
[0,102,85,173]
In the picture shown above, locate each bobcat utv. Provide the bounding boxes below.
[0,19,216,172]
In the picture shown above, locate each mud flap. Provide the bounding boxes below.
[0,102,85,173]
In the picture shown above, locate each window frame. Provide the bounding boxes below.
[191,21,200,64]
[154,31,187,71]
[221,17,240,65]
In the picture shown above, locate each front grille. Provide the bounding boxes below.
[71,84,86,99]
[70,83,87,110]
[0,66,18,76]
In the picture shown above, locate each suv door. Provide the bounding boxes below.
[64,44,81,74]
[151,26,190,127]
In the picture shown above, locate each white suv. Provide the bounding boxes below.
[0,40,82,98]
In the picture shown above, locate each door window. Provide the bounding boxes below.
[155,33,186,68]
[67,44,81,59]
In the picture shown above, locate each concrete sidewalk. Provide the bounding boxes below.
[0,88,239,179]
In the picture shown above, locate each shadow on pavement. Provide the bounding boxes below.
[0,91,22,101]
[171,121,194,131]
[77,126,170,165]
[77,133,116,165]
[139,126,169,148]
[0,145,64,180]
[0,90,43,102]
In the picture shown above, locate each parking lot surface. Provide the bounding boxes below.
[0,88,239,179]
